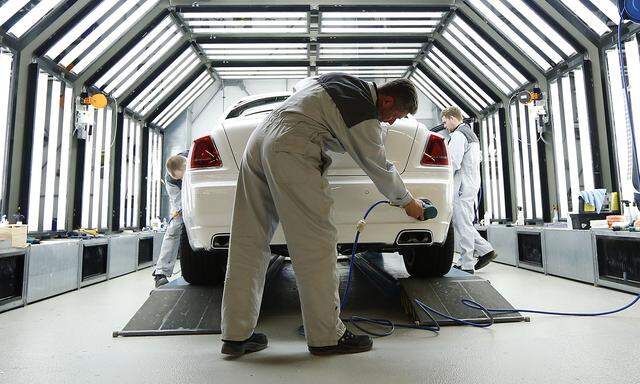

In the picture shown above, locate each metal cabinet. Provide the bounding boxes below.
[26,240,80,303]
[544,229,595,284]
[108,235,138,279]
[487,225,518,266]
[0,248,28,313]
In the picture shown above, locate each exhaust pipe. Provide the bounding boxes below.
[211,234,230,249]
[395,230,433,246]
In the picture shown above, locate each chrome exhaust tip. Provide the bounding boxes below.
[395,230,433,246]
[211,234,230,249]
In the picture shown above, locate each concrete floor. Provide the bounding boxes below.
[1,257,639,384]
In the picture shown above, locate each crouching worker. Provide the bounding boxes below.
[441,107,496,274]
[152,151,188,288]
[221,74,425,357]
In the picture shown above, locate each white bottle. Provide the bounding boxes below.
[552,205,559,223]
[0,215,8,227]
[623,201,632,226]
[516,207,525,226]
[483,211,491,226]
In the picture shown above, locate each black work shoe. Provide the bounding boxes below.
[221,333,268,357]
[453,265,474,275]
[308,330,373,356]
[475,251,497,270]
[154,274,169,288]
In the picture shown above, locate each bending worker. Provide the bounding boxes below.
[221,74,425,357]
[152,152,187,288]
[441,107,496,274]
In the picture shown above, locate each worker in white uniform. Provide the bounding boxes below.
[221,74,425,357]
[152,152,188,287]
[441,107,496,274]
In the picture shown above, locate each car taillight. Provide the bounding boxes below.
[190,136,222,169]
[421,134,449,166]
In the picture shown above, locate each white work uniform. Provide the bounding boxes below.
[221,73,412,347]
[154,157,186,277]
[448,124,493,271]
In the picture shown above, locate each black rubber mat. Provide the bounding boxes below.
[400,275,527,326]
[114,255,285,337]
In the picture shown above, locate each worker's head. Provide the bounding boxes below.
[166,154,187,180]
[441,106,464,132]
[376,78,418,125]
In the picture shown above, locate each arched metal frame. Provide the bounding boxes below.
[0,0,636,231]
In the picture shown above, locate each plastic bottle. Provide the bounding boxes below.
[483,211,491,226]
[623,201,632,226]
[516,206,525,226]
[0,215,8,227]
[552,205,559,223]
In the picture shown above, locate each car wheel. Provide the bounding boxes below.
[401,224,454,277]
[179,226,227,286]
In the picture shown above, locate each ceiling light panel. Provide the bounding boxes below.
[558,0,618,35]
[45,0,161,74]
[181,12,308,34]
[318,42,422,60]
[215,66,309,79]
[153,71,215,128]
[467,0,576,71]
[1,0,64,38]
[202,43,308,61]
[409,68,469,118]
[320,11,444,34]
[317,66,407,79]
[96,18,182,99]
[442,16,528,95]
[128,48,201,115]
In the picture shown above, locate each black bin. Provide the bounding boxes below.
[82,244,108,281]
[517,233,543,268]
[138,237,153,266]
[596,236,640,286]
[0,253,25,305]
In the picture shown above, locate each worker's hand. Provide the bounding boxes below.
[403,198,424,221]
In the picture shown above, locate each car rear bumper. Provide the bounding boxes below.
[182,170,453,251]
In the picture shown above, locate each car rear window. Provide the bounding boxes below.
[226,95,289,119]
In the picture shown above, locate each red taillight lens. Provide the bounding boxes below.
[421,134,449,166]
[190,136,222,169]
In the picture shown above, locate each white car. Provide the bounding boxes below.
[180,93,454,285]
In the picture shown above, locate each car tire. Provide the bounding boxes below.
[179,226,227,286]
[401,224,454,277]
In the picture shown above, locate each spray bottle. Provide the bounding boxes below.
[516,206,525,226]
[552,205,559,223]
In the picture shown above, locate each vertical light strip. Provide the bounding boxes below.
[510,103,524,212]
[0,53,12,207]
[493,113,506,218]
[487,115,499,216]
[57,85,73,231]
[133,123,142,227]
[481,118,493,219]
[146,130,153,225]
[91,108,105,229]
[624,38,640,172]
[518,103,533,219]
[527,105,543,218]
[606,49,634,200]
[81,107,96,228]
[550,81,569,218]
[42,79,61,231]
[100,108,113,229]
[156,135,163,218]
[119,118,129,228]
[561,75,581,213]
[573,67,595,191]
[127,120,136,227]
[28,72,50,231]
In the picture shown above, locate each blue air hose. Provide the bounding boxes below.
[341,200,640,337]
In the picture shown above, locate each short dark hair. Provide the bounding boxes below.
[378,78,418,115]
